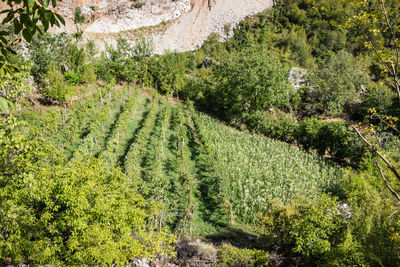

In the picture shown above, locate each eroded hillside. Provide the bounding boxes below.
[51,0,273,53]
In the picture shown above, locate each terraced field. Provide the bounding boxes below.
[24,86,342,238]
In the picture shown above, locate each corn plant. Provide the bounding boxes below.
[197,113,342,225]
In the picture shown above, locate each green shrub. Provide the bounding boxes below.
[149,52,188,97]
[296,117,325,152]
[338,166,400,266]
[64,70,83,85]
[296,118,364,164]
[67,43,86,76]
[0,118,176,265]
[29,33,72,81]
[242,111,297,143]
[82,64,97,84]
[317,121,364,163]
[74,7,85,24]
[217,243,269,266]
[304,51,367,116]
[134,2,145,9]
[210,45,292,120]
[287,27,315,68]
[259,195,344,261]
[100,39,138,82]
[361,82,395,116]
[40,65,73,103]
[257,166,400,266]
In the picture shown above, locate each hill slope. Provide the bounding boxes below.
[48,0,273,53]
[24,86,341,238]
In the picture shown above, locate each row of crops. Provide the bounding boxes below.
[22,85,343,235]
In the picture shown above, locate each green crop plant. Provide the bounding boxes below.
[124,97,159,178]
[100,88,140,165]
[72,85,130,159]
[197,113,342,225]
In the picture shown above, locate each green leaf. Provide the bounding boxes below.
[6,47,17,55]
[43,0,49,7]
[43,19,49,32]
[22,28,32,42]
[2,12,14,24]
[7,100,15,111]
[44,10,52,22]
[0,9,11,15]
[51,0,56,7]
[0,97,9,113]
[13,19,23,34]
[28,0,35,8]
[55,13,65,25]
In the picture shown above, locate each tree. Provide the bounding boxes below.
[0,0,65,112]
[133,36,153,87]
[347,0,400,214]
[211,45,292,120]
[346,0,400,100]
[0,0,65,74]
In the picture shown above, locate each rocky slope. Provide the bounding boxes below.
[51,0,273,53]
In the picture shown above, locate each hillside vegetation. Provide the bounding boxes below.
[1,0,400,266]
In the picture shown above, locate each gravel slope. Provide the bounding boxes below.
[49,0,273,53]
[152,0,273,53]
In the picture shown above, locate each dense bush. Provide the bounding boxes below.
[149,51,190,98]
[98,39,137,82]
[29,33,72,80]
[296,118,364,164]
[241,112,364,165]
[82,64,97,84]
[286,27,315,68]
[74,7,85,24]
[260,195,345,261]
[40,64,73,103]
[204,45,292,120]
[302,51,367,116]
[217,243,269,266]
[259,182,400,266]
[360,82,396,116]
[242,111,297,143]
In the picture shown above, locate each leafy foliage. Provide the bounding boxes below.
[40,64,73,103]
[0,116,175,264]
[0,0,65,75]
[217,243,269,267]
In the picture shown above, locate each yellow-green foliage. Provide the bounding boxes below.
[41,64,73,103]
[218,243,269,266]
[0,116,175,265]
[259,195,344,259]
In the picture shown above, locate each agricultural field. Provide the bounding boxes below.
[20,85,342,238]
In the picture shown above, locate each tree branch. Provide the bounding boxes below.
[375,159,400,202]
[352,125,400,182]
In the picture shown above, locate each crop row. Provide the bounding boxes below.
[72,85,131,159]
[23,84,115,159]
[142,104,173,230]
[173,103,197,238]
[99,88,140,165]
[124,97,159,178]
